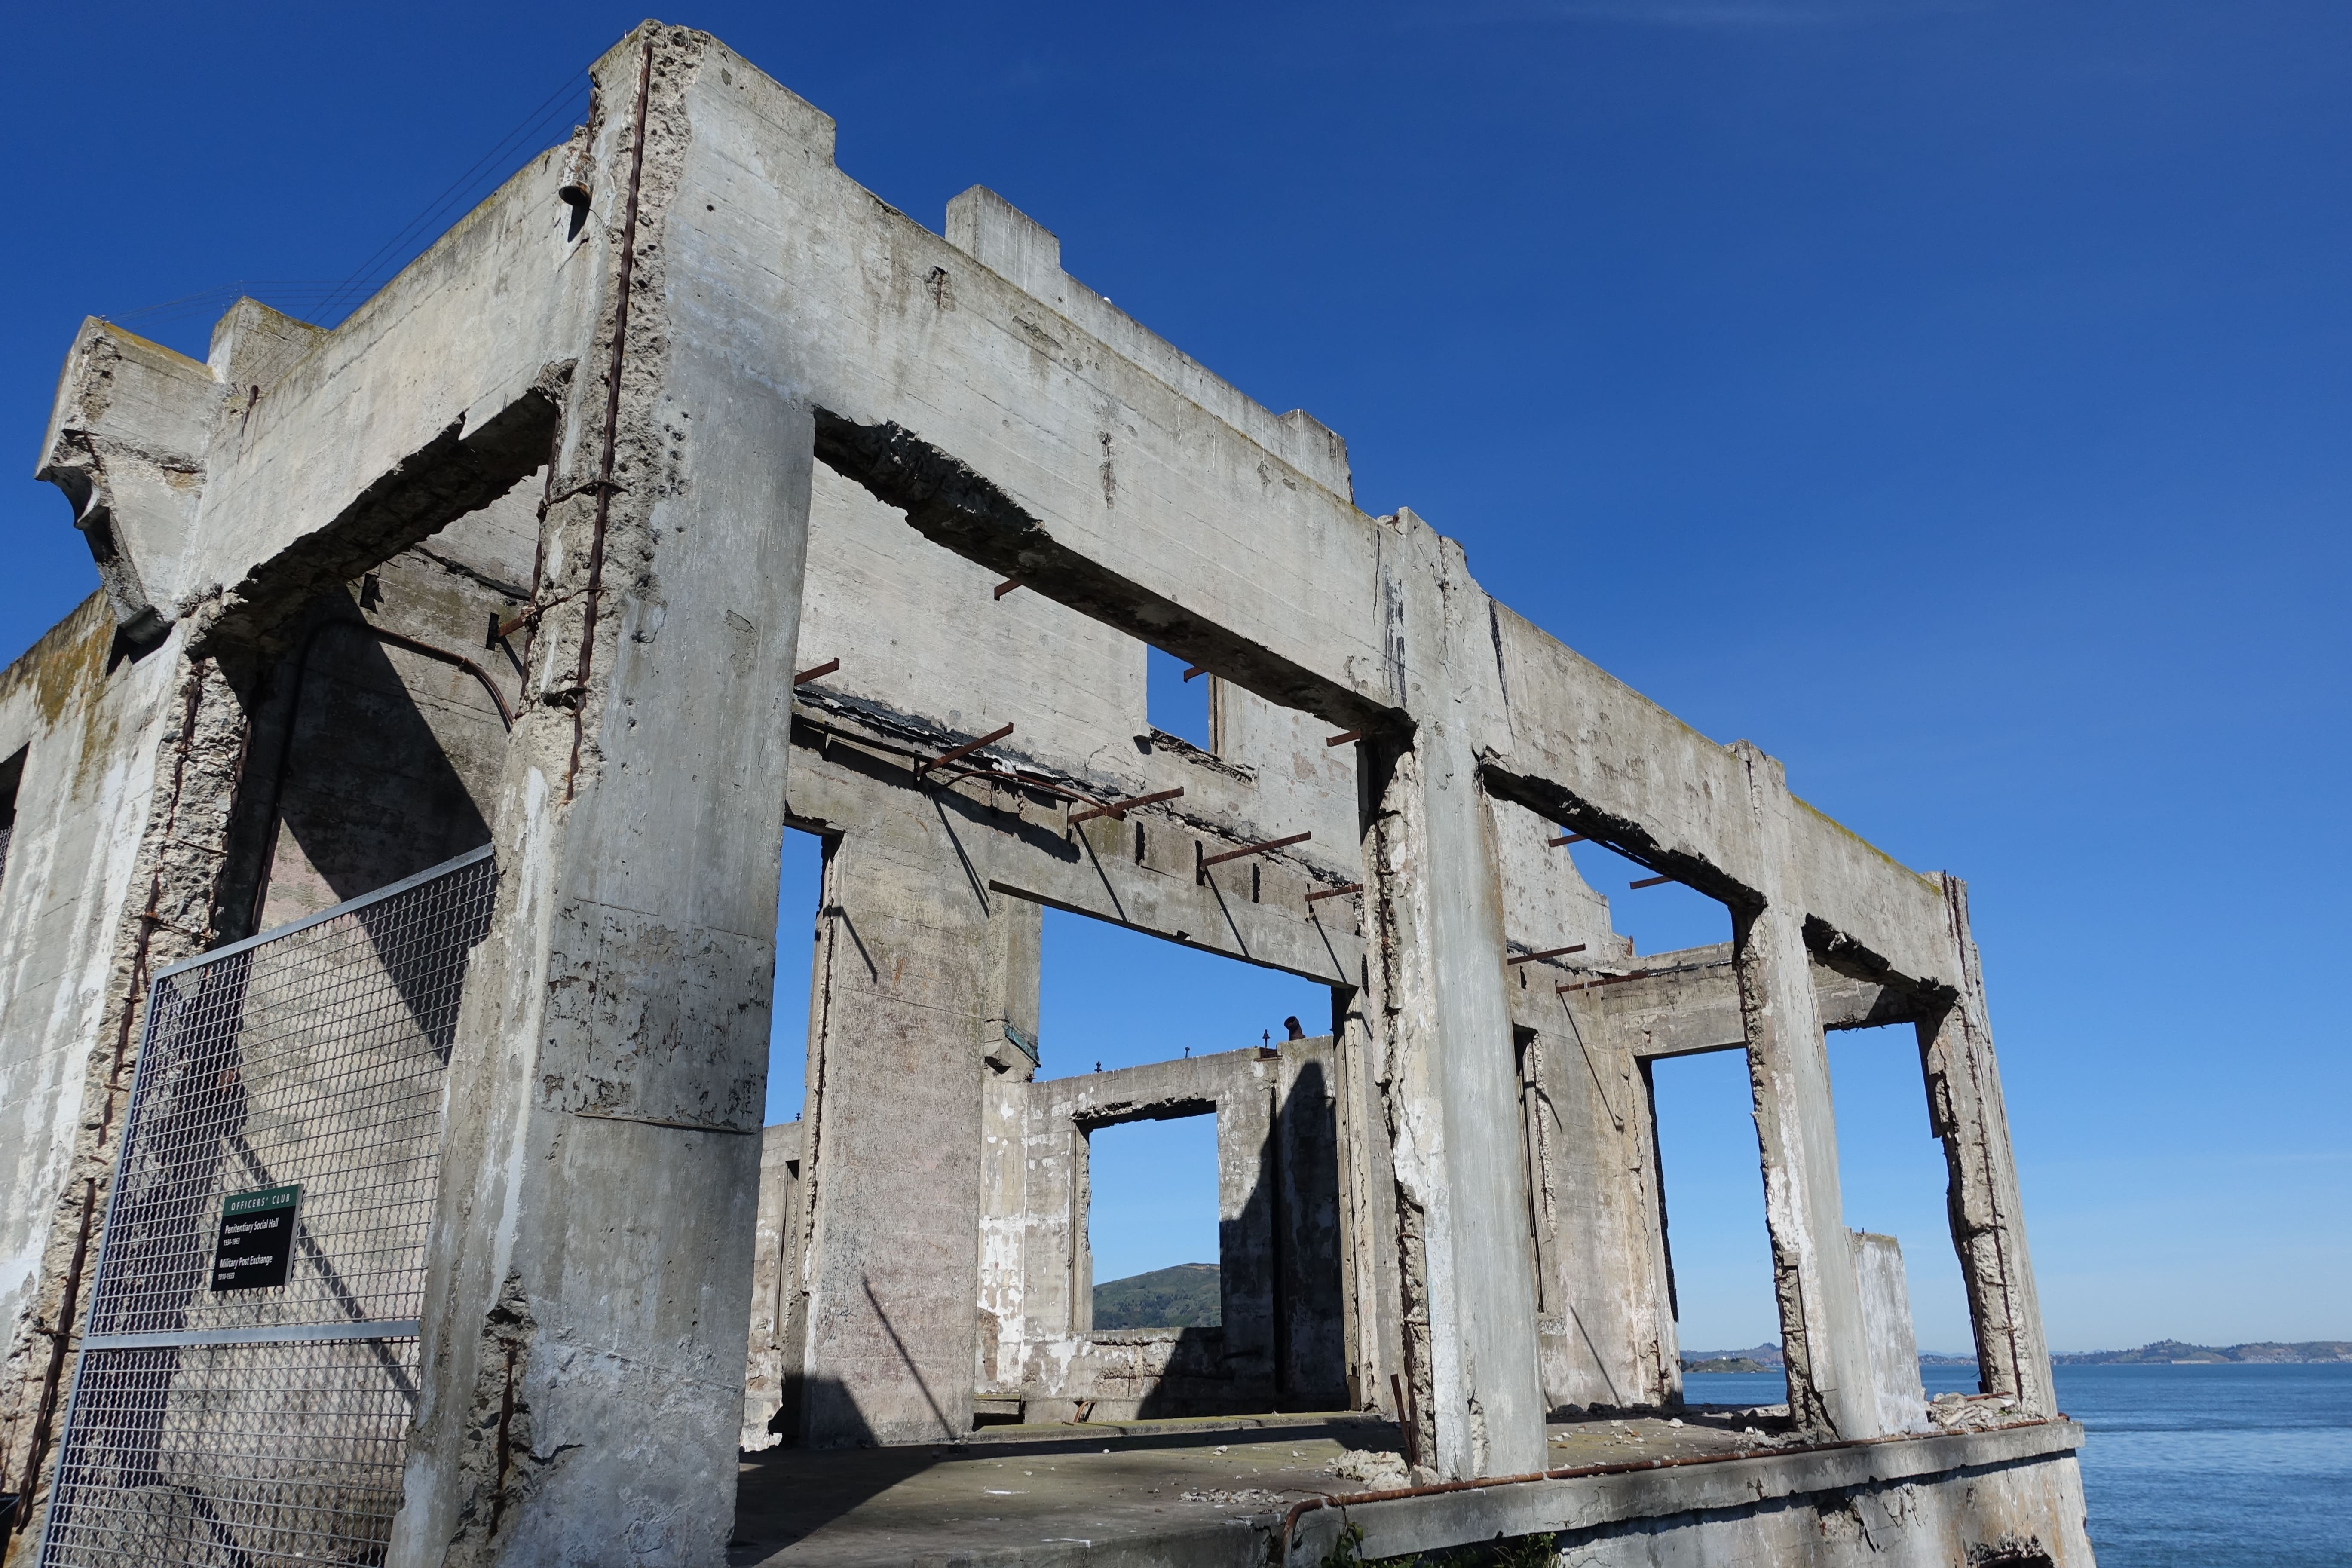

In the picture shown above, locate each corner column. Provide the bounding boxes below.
[1730,741,1882,1439]
[1919,873,2054,1415]
[390,28,813,1564]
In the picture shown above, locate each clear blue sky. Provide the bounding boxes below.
[5,2,2344,1354]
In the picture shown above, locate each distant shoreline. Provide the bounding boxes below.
[1678,1338,2351,1372]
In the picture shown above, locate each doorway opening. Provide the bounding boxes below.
[1647,1046,1786,1406]
[1089,1115,1221,1326]
[1827,1021,1974,1395]
[765,825,828,1128]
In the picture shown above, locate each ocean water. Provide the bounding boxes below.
[1681,1362,2352,1566]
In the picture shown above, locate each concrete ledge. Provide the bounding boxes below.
[965,1410,1388,1448]
[1285,1420,2085,1564]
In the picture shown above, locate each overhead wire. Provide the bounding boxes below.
[106,66,589,337]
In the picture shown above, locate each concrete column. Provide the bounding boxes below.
[1275,1039,1347,1407]
[792,810,992,1446]
[1331,988,1405,1416]
[1729,742,1881,1439]
[1216,1076,1279,1399]
[741,1122,805,1451]
[1362,720,1547,1478]
[389,32,813,1562]
[1515,1010,1681,1414]
[1918,873,2054,1415]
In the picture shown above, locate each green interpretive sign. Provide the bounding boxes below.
[210,1185,301,1292]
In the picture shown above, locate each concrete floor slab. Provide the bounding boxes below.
[728,1410,2068,1567]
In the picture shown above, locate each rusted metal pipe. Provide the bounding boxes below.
[1325,729,1365,747]
[793,658,840,685]
[1304,882,1362,904]
[1182,665,1208,682]
[1507,944,1586,965]
[1628,874,1673,890]
[368,627,515,729]
[1200,831,1310,870]
[1068,786,1183,825]
[993,577,1023,599]
[1548,833,1586,847]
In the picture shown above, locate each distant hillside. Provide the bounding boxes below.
[1094,1264,1220,1329]
[2052,1340,2352,1365]
[1681,1342,1783,1370]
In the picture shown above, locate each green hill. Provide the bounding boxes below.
[1093,1263,1221,1329]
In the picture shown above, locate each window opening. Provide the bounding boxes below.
[1827,1022,1975,1395]
[1089,1116,1220,1323]
[1039,905,1339,1411]
[1145,644,1211,752]
[1649,1047,1786,1406]
[0,746,23,884]
[1039,906,1328,1081]
[1553,832,1727,958]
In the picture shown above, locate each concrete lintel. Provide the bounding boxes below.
[192,372,566,655]
[1556,943,1933,1061]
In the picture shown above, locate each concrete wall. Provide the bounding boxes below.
[973,1041,1348,1423]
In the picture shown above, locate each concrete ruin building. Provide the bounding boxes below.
[0,22,2093,1568]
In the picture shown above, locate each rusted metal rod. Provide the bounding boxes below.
[1069,786,1185,825]
[1199,830,1311,870]
[1182,665,1208,682]
[1304,882,1363,904]
[919,723,1014,774]
[1559,968,1652,994]
[794,658,840,684]
[1507,944,1586,965]
[1629,874,1674,889]
[993,577,1023,599]
[1548,833,1586,847]
[1325,728,1365,747]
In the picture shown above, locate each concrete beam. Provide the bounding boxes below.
[1551,943,1931,1061]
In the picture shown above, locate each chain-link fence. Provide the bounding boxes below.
[37,846,496,1568]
